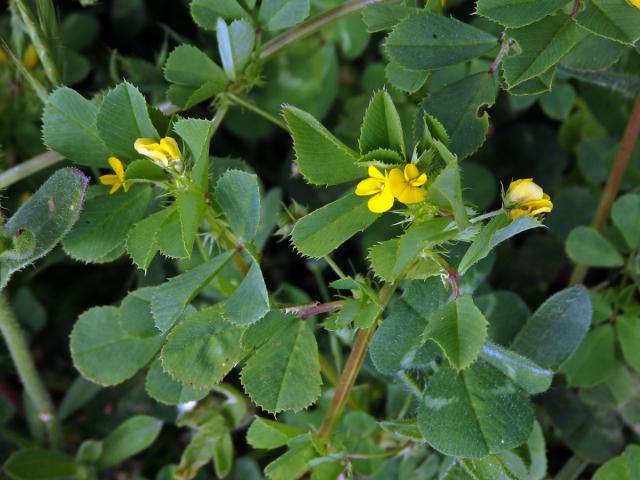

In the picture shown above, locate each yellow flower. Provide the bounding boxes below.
[506,178,553,219]
[99,156,129,194]
[355,166,395,213]
[627,0,639,8]
[22,44,38,69]
[389,164,427,205]
[134,137,181,168]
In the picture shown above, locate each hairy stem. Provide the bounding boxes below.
[0,293,62,449]
[259,0,379,62]
[318,282,397,441]
[569,93,640,285]
[227,93,288,131]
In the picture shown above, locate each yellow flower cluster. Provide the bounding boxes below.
[506,178,553,219]
[355,165,427,213]
[134,137,182,168]
[99,157,129,194]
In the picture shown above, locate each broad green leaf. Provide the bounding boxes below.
[477,291,531,346]
[370,298,439,375]
[97,82,158,162]
[427,161,469,229]
[359,90,405,156]
[561,34,625,71]
[264,437,316,480]
[98,415,163,468]
[574,0,640,45]
[125,159,165,182]
[539,82,576,120]
[63,186,151,263]
[164,44,227,88]
[190,0,249,29]
[259,0,310,31]
[283,105,364,186]
[593,445,640,480]
[151,252,233,332]
[176,190,206,258]
[611,194,640,249]
[76,440,103,464]
[385,60,429,93]
[422,73,499,159]
[145,357,208,405]
[223,259,270,326]
[174,118,214,191]
[385,13,497,71]
[167,81,225,110]
[58,377,101,421]
[70,306,162,386]
[566,226,624,267]
[458,214,542,274]
[126,207,174,272]
[561,325,617,387]
[480,342,553,394]
[216,18,255,80]
[1,168,88,290]
[158,209,193,259]
[503,14,587,88]
[241,319,321,413]
[362,3,420,33]
[246,417,305,449]
[423,295,488,370]
[241,311,293,352]
[291,194,378,258]
[508,67,556,96]
[418,360,534,458]
[616,315,640,373]
[212,433,233,478]
[42,87,110,167]
[476,0,570,28]
[119,287,159,338]
[215,170,261,242]
[4,449,78,479]
[561,67,640,99]
[511,286,592,369]
[160,307,247,389]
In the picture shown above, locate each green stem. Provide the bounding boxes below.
[258,0,379,62]
[0,293,62,449]
[554,456,588,480]
[569,92,640,286]
[324,255,346,279]
[0,151,63,190]
[227,93,288,131]
[318,282,397,441]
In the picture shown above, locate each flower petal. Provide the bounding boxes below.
[397,186,426,205]
[404,164,420,182]
[368,189,394,213]
[410,172,427,187]
[388,168,407,198]
[355,177,383,196]
[99,174,118,186]
[507,178,543,203]
[109,182,122,194]
[160,137,181,160]
[368,165,385,180]
[108,156,125,180]
[510,208,529,219]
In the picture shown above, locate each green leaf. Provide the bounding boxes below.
[145,357,208,405]
[385,13,497,71]
[42,87,110,167]
[160,307,247,389]
[246,417,305,449]
[566,226,624,267]
[63,186,151,263]
[215,170,261,242]
[126,208,173,272]
[70,306,162,386]
[503,14,587,88]
[362,3,420,33]
[593,445,640,480]
[190,0,249,28]
[422,73,499,159]
[477,291,531,346]
[539,82,576,120]
[426,161,469,229]
[479,342,553,395]
[158,209,191,259]
[259,0,310,31]
[241,319,321,413]
[458,214,542,274]
[611,194,640,249]
[1,168,88,290]
[4,449,77,480]
[561,324,617,387]
[561,34,625,71]
[423,295,488,370]
[76,440,103,464]
[58,377,101,421]
[174,118,214,191]
[151,252,233,332]
[216,18,255,80]
[418,360,534,458]
[385,60,429,94]
[291,194,378,258]
[164,44,227,88]
[359,90,405,156]
[511,286,592,369]
[476,0,570,28]
[508,66,556,95]
[125,160,166,182]
[223,259,270,326]
[176,190,206,258]
[283,105,364,186]
[264,437,316,480]
[574,0,640,45]
[212,432,233,478]
[616,315,640,373]
[98,415,163,468]
[119,287,160,338]
[97,81,158,162]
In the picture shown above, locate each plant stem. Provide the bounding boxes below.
[569,92,640,286]
[0,151,63,190]
[554,456,588,480]
[282,300,344,319]
[488,34,515,75]
[324,255,347,279]
[259,0,379,62]
[0,293,62,449]
[227,93,288,131]
[318,282,397,441]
